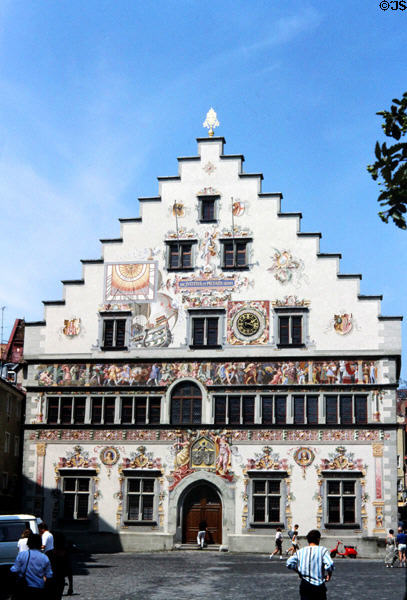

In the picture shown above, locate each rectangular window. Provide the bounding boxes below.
[275,396,287,424]
[91,397,116,424]
[6,395,12,416]
[120,396,161,425]
[62,477,91,520]
[261,396,273,425]
[326,479,356,525]
[125,477,156,522]
[167,242,195,270]
[73,397,86,424]
[102,319,127,349]
[278,315,303,346]
[221,239,249,269]
[260,395,287,424]
[2,473,8,491]
[325,395,367,425]
[47,397,60,424]
[190,312,222,348]
[294,395,319,425]
[4,432,10,454]
[214,395,255,425]
[252,479,281,524]
[199,197,217,222]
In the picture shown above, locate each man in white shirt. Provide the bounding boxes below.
[39,522,54,558]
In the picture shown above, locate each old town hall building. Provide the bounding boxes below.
[22,114,402,554]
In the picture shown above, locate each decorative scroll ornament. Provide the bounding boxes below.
[203,108,219,137]
[319,446,366,472]
[272,296,310,308]
[57,445,98,469]
[246,446,288,471]
[121,446,162,470]
[293,447,315,479]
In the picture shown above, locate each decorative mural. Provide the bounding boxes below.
[198,186,219,196]
[168,430,234,491]
[221,225,252,238]
[315,446,368,530]
[165,227,196,240]
[268,249,305,285]
[232,199,245,217]
[203,161,216,174]
[293,447,316,479]
[199,227,219,269]
[30,428,391,443]
[63,318,81,337]
[35,359,380,387]
[121,446,162,470]
[227,300,269,345]
[272,296,310,308]
[104,262,158,303]
[181,290,230,309]
[57,445,98,469]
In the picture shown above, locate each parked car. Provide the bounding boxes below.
[0,514,40,566]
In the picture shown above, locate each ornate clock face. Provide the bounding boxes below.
[236,312,261,337]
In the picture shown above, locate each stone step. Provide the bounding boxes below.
[176,544,221,552]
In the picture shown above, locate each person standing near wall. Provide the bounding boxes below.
[287,529,334,600]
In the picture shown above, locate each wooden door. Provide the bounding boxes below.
[183,484,222,544]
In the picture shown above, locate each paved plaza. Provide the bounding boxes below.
[6,551,402,600]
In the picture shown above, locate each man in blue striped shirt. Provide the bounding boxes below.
[287,529,334,600]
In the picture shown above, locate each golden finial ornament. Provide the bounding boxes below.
[203,108,219,137]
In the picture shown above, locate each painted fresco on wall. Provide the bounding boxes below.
[245,446,288,471]
[105,262,158,303]
[203,161,216,174]
[35,359,379,387]
[181,290,230,309]
[227,300,269,345]
[168,430,234,491]
[121,446,162,470]
[232,199,246,217]
[63,318,81,337]
[272,296,310,308]
[268,249,305,285]
[57,445,98,469]
[334,313,353,335]
[293,447,316,479]
[221,225,252,238]
[318,446,366,472]
[199,226,218,269]
[198,186,219,196]
[165,227,196,240]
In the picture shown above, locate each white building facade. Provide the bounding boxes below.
[22,133,402,555]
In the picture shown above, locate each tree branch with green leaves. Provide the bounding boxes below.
[367,92,407,230]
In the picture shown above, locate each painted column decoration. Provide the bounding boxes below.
[35,442,47,515]
[372,443,385,533]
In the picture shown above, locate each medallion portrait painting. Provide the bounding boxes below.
[105,262,158,303]
[100,446,120,466]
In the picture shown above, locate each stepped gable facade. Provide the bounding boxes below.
[22,133,402,554]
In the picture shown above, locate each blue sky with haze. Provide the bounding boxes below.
[0,1,406,380]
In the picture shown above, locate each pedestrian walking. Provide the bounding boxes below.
[396,526,407,567]
[287,524,300,556]
[270,528,283,560]
[10,533,53,599]
[384,529,397,567]
[197,520,207,549]
[17,528,32,553]
[287,529,334,600]
[39,523,54,560]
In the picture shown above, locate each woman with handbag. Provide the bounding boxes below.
[10,533,53,599]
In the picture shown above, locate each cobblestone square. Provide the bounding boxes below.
[44,552,407,600]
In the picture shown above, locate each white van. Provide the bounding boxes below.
[0,515,40,566]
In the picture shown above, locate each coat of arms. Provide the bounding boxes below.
[63,318,81,336]
[333,313,353,335]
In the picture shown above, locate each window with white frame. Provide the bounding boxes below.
[220,239,250,270]
[99,311,131,351]
[47,396,86,425]
[273,307,308,347]
[260,395,287,424]
[166,241,196,271]
[62,476,92,520]
[325,477,359,527]
[249,475,286,526]
[214,394,255,425]
[121,396,161,425]
[124,474,158,522]
[189,310,224,348]
[325,394,367,425]
[4,432,10,454]
[171,382,202,425]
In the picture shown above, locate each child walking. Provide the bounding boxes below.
[270,528,283,560]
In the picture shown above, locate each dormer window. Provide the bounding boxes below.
[199,196,218,223]
[99,311,131,351]
[166,241,196,271]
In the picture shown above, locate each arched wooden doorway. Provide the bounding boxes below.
[182,483,222,545]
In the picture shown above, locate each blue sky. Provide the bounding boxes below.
[0,0,406,380]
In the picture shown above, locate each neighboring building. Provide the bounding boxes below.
[1,318,25,384]
[0,377,24,512]
[397,388,407,522]
[22,123,402,554]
